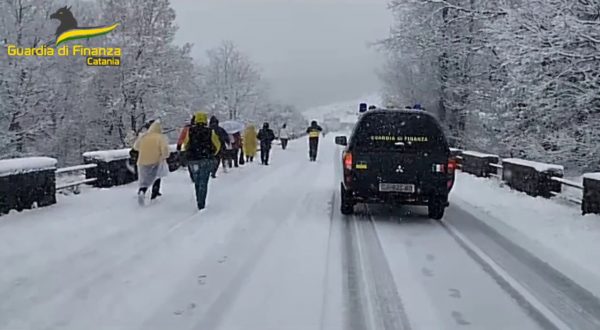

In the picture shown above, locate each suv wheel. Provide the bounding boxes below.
[340,184,354,215]
[428,197,445,220]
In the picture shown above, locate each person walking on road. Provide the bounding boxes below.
[183,112,221,210]
[209,116,230,178]
[176,115,196,181]
[243,124,258,162]
[306,120,323,162]
[231,131,242,167]
[279,123,290,150]
[223,133,235,170]
[257,122,275,165]
[132,120,170,205]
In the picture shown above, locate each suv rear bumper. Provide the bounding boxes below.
[346,187,448,206]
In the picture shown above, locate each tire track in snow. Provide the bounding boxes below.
[442,204,600,330]
[342,207,412,330]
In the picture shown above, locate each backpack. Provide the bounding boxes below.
[186,125,216,160]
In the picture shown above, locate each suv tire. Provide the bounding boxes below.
[428,197,445,220]
[340,184,354,215]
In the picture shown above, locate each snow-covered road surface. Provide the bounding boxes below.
[0,136,595,329]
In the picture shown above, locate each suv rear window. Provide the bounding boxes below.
[351,111,448,152]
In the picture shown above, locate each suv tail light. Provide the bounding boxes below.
[448,158,457,174]
[343,152,353,170]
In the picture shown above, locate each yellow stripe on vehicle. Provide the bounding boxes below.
[356,164,368,170]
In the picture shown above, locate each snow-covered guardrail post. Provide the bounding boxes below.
[501,159,563,198]
[460,151,499,178]
[0,157,58,215]
[83,145,181,188]
[82,149,136,188]
[582,173,600,215]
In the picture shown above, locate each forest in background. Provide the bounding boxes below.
[379,0,600,171]
[0,0,306,165]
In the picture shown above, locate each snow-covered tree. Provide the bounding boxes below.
[200,41,265,121]
[379,0,600,170]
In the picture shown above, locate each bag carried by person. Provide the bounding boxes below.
[157,160,170,178]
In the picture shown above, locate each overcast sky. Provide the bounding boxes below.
[170,0,392,109]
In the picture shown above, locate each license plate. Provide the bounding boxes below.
[379,183,415,193]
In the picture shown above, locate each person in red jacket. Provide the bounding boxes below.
[176,115,195,152]
[176,115,195,180]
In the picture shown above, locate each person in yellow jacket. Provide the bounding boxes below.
[133,120,170,205]
[306,120,324,162]
[183,112,222,210]
[242,124,258,162]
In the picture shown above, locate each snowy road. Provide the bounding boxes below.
[0,136,595,329]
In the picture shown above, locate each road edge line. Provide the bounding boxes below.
[440,219,572,330]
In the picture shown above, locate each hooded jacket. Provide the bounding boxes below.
[306,121,323,138]
[243,125,258,156]
[133,121,170,166]
[257,124,275,147]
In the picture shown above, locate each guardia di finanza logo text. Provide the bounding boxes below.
[6,6,121,66]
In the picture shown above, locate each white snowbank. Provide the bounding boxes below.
[503,158,564,173]
[452,172,600,297]
[0,157,58,177]
[303,94,380,123]
[583,173,600,181]
[462,150,498,158]
[83,149,130,162]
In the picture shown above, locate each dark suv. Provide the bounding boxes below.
[335,109,456,219]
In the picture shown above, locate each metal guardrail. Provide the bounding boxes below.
[550,177,583,205]
[551,177,583,190]
[55,164,98,174]
[55,164,98,193]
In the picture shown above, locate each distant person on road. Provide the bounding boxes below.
[306,120,323,162]
[209,116,230,178]
[223,133,236,170]
[257,122,275,165]
[133,120,170,205]
[278,123,290,150]
[231,131,243,167]
[183,112,221,211]
[243,124,258,162]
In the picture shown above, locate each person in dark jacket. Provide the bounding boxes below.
[183,112,221,210]
[209,116,230,178]
[257,122,275,165]
[306,120,323,162]
[231,131,242,167]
